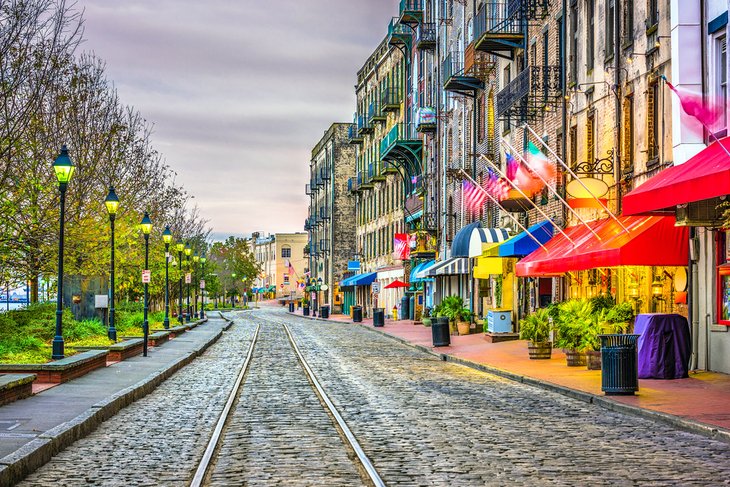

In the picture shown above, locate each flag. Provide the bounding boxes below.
[394,233,410,260]
[484,168,510,201]
[511,142,556,196]
[662,75,723,129]
[287,260,294,276]
[462,180,487,213]
[505,153,519,181]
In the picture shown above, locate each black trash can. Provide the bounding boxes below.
[400,296,410,320]
[288,302,295,313]
[303,306,310,316]
[352,305,363,323]
[373,308,385,327]
[600,334,640,395]
[320,305,330,319]
[432,317,450,347]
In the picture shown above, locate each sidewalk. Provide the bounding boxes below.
[292,309,730,441]
[0,315,231,483]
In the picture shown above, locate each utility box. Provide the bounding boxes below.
[487,309,512,333]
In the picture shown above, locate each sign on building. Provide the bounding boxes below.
[348,260,361,271]
[372,282,380,294]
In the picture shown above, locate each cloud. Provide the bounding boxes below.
[81,0,397,235]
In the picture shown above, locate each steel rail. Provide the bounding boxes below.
[283,323,386,487]
[190,322,260,487]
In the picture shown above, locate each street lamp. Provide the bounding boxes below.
[317,277,323,315]
[140,212,152,357]
[52,146,75,359]
[200,254,207,318]
[184,243,192,322]
[231,273,236,308]
[175,242,185,324]
[104,186,120,342]
[162,226,172,329]
[192,251,199,319]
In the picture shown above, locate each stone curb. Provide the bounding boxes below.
[0,320,226,486]
[287,311,730,445]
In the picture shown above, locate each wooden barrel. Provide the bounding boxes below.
[528,341,552,359]
[565,349,587,366]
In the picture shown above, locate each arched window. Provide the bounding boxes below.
[281,246,291,258]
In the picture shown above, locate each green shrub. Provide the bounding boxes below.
[519,308,551,343]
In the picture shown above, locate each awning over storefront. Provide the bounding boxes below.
[515,216,689,277]
[340,272,377,287]
[427,257,470,276]
[451,222,510,258]
[623,137,730,215]
[410,260,435,282]
[473,256,505,279]
[414,260,439,279]
[499,221,554,257]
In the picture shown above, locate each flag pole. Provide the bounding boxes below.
[478,154,576,246]
[522,123,631,233]
[499,140,603,241]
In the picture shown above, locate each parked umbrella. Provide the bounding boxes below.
[384,280,409,289]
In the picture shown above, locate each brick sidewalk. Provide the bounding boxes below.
[292,309,730,437]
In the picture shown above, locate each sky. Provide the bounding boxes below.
[80,0,397,240]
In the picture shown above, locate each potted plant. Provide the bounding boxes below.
[302,295,310,316]
[422,307,433,327]
[554,299,592,366]
[440,296,465,335]
[456,307,471,336]
[582,310,605,370]
[519,308,552,359]
[605,302,635,333]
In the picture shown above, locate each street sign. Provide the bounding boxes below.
[185,273,191,284]
[142,270,151,284]
[348,260,361,271]
[95,295,108,309]
[200,279,205,289]
[372,282,380,293]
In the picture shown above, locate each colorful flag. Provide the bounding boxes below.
[484,168,510,201]
[662,75,723,129]
[462,180,487,213]
[505,153,519,181]
[287,260,294,276]
[394,233,410,260]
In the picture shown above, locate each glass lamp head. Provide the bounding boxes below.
[140,212,152,235]
[184,244,192,256]
[193,252,199,263]
[175,242,185,253]
[104,186,120,215]
[52,145,75,184]
[162,226,173,244]
[200,254,207,263]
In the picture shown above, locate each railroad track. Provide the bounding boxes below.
[190,314,385,487]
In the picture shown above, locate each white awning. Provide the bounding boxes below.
[427,257,470,276]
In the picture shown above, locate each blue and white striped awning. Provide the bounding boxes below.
[451,222,510,258]
[426,257,470,276]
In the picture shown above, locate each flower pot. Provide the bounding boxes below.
[422,317,432,327]
[457,321,470,336]
[586,350,602,370]
[565,349,587,367]
[449,321,458,335]
[303,306,310,316]
[527,341,552,360]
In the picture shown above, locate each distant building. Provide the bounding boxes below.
[250,232,308,298]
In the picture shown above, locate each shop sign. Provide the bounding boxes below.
[348,260,361,271]
[200,280,205,289]
[372,282,380,293]
[417,107,436,127]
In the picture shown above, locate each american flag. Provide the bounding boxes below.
[505,153,519,181]
[462,180,487,213]
[485,168,510,201]
[287,260,295,276]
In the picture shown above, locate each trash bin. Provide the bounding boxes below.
[303,306,310,317]
[320,305,330,319]
[400,296,410,320]
[288,302,295,313]
[352,305,363,323]
[432,317,450,347]
[373,308,385,327]
[600,334,640,395]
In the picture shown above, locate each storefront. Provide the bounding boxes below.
[339,272,377,317]
[376,266,405,317]
[410,260,435,313]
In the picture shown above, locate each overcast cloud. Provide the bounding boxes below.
[80,0,397,238]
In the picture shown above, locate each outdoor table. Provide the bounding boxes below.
[634,313,690,379]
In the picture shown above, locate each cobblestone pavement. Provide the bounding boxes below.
[20,316,257,487]
[205,321,364,486]
[263,309,730,486]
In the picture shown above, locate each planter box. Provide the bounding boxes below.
[0,374,36,406]
[0,350,108,384]
[483,332,519,343]
[148,331,170,347]
[107,338,144,362]
[152,325,187,339]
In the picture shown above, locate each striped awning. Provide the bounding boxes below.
[410,260,435,282]
[427,257,470,276]
[451,222,510,258]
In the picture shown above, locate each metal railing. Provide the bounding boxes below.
[416,22,436,47]
[320,166,331,180]
[380,122,420,157]
[496,65,562,117]
[400,0,423,12]
[474,1,523,39]
[441,51,465,81]
[381,87,401,109]
[388,17,411,39]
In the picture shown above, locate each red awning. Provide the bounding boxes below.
[515,216,688,277]
[623,137,730,216]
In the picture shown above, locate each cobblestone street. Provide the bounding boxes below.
[19,309,730,486]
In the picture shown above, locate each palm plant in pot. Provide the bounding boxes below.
[554,300,592,366]
[439,295,464,335]
[582,310,605,370]
[519,308,552,359]
[456,307,471,336]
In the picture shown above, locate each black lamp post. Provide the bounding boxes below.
[104,186,120,342]
[162,226,172,329]
[51,146,75,359]
[184,243,192,322]
[140,212,152,357]
[231,272,236,308]
[192,251,199,320]
[175,242,184,324]
[310,278,318,317]
[317,277,323,315]
[200,254,207,318]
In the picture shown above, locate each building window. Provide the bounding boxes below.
[647,79,659,163]
[623,95,634,174]
[716,35,727,135]
[283,275,290,285]
[569,125,578,168]
[605,0,615,59]
[281,246,291,258]
[717,230,730,325]
[647,0,659,29]
[569,0,578,83]
[586,0,594,71]
[586,112,595,163]
[622,0,633,47]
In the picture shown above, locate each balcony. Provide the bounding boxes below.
[320,206,330,220]
[383,161,399,175]
[357,116,373,136]
[398,0,423,24]
[320,166,331,180]
[380,123,423,165]
[381,88,401,112]
[442,52,484,93]
[416,107,436,133]
[348,118,363,145]
[496,65,562,121]
[388,17,411,47]
[465,43,496,78]
[472,1,525,60]
[305,183,312,196]
[416,22,436,50]
[359,170,374,191]
[367,101,387,124]
[304,218,311,231]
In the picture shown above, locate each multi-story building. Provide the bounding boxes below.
[250,232,308,299]
[306,123,357,310]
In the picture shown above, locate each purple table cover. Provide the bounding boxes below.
[634,313,691,379]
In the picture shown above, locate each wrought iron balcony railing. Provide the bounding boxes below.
[368,101,387,123]
[474,1,523,39]
[442,51,484,92]
[398,0,423,24]
[381,87,401,112]
[388,17,411,47]
[416,22,436,50]
[496,65,562,120]
[380,122,421,158]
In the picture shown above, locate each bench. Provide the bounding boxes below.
[147,331,170,347]
[0,374,36,406]
[151,325,187,339]
[0,350,108,384]
[107,338,144,362]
